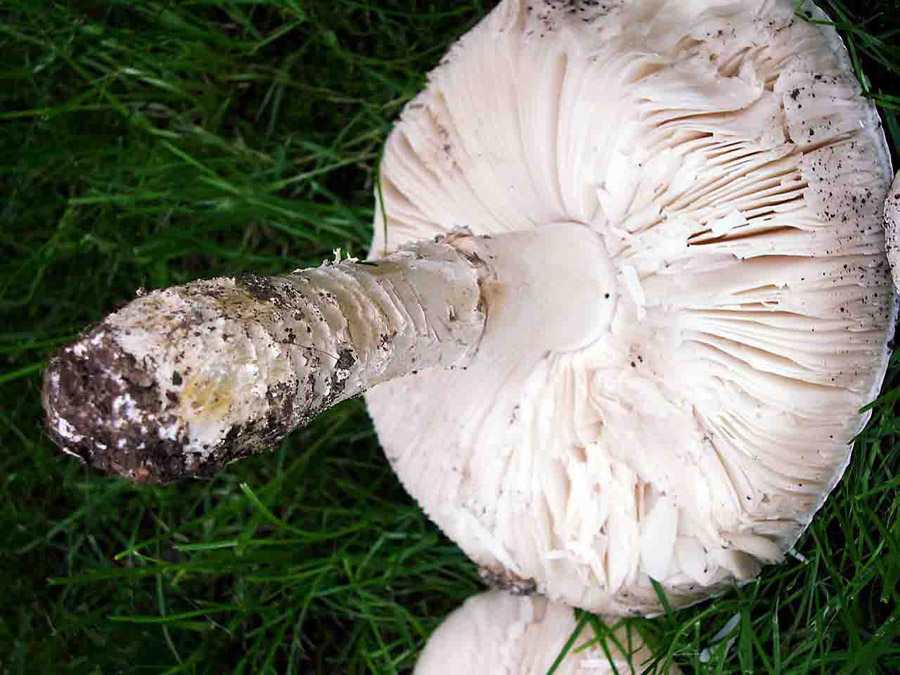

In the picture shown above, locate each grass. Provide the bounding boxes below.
[0,0,898,672]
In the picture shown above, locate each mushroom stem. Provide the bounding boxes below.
[43,223,612,483]
[42,231,488,483]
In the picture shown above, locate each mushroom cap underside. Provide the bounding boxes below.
[366,0,895,615]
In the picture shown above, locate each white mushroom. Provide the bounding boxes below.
[43,0,894,614]
[414,591,679,674]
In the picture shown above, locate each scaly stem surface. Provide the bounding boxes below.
[44,223,612,483]
[42,232,487,482]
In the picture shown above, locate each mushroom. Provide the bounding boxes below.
[414,590,679,674]
[43,0,895,615]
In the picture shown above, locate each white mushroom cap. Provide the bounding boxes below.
[367,0,896,615]
[414,591,679,674]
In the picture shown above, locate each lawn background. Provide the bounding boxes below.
[1,0,898,672]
